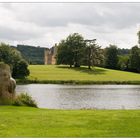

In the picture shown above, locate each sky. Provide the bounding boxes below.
[0,3,140,48]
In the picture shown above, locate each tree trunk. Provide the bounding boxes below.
[74,63,80,67]
[88,65,91,69]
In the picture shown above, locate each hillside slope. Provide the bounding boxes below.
[27,65,140,84]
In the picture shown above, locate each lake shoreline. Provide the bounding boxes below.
[16,79,140,85]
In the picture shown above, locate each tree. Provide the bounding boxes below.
[56,40,74,67]
[56,33,85,67]
[12,59,30,78]
[0,43,30,78]
[118,55,130,71]
[105,45,118,69]
[17,45,45,64]
[129,45,140,72]
[83,39,104,69]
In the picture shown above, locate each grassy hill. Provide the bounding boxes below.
[16,45,46,64]
[1,106,140,137]
[25,65,140,84]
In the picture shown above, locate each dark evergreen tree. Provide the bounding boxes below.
[105,45,118,69]
[129,45,140,72]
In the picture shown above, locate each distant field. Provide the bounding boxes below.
[26,65,140,84]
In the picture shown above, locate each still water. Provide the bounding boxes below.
[16,84,140,110]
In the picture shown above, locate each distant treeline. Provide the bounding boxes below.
[11,43,130,66]
[118,48,130,56]
[11,45,46,64]
[56,33,140,73]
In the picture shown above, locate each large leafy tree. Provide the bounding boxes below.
[0,43,29,78]
[105,45,118,69]
[56,40,74,67]
[56,33,85,67]
[129,45,140,72]
[83,39,104,69]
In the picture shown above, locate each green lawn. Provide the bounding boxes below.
[0,106,140,137]
[26,65,140,84]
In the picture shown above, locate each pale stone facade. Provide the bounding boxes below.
[44,46,57,65]
[0,63,16,104]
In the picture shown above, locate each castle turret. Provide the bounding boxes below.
[44,45,57,65]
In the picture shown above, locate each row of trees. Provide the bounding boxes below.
[0,43,29,78]
[56,33,140,73]
[104,45,140,73]
[56,33,103,69]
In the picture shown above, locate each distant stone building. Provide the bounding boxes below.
[44,46,57,65]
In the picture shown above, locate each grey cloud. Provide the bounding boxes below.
[0,3,139,48]
[3,3,140,29]
[0,25,43,40]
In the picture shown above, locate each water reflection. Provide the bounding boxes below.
[16,84,140,110]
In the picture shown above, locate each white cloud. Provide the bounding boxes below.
[0,3,140,48]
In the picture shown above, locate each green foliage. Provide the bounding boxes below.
[57,33,85,67]
[83,40,104,69]
[118,48,130,55]
[118,55,130,70]
[105,45,118,69]
[0,43,29,78]
[16,45,45,64]
[12,59,30,78]
[13,93,37,108]
[57,40,74,67]
[129,46,140,72]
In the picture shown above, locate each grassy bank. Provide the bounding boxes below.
[0,106,140,137]
[18,65,140,84]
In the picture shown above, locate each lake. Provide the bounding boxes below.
[16,84,140,110]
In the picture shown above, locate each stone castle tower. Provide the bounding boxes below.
[44,45,57,65]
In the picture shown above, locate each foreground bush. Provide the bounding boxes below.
[13,93,37,108]
[0,43,30,78]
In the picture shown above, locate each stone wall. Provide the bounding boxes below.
[44,46,57,65]
[0,63,16,104]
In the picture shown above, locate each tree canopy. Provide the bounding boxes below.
[105,45,119,69]
[83,39,103,69]
[56,33,85,67]
[0,43,29,78]
[129,46,140,72]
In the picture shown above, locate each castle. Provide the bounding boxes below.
[44,46,57,65]
[12,44,57,65]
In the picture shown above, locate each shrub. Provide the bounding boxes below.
[12,59,30,78]
[0,43,30,78]
[13,93,37,108]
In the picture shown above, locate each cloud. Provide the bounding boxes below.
[0,3,140,48]
[0,4,46,40]
[4,3,140,28]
